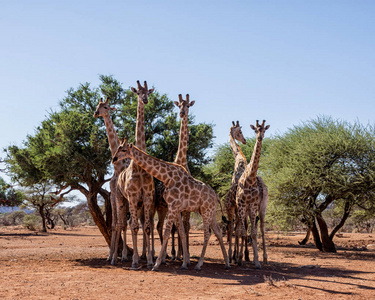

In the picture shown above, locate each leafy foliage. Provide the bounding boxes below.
[263,116,375,238]
[0,177,23,207]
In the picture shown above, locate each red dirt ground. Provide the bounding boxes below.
[1,226,375,299]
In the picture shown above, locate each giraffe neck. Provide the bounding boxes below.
[229,131,247,181]
[246,138,263,184]
[102,114,128,174]
[174,115,190,173]
[129,145,178,186]
[229,131,247,163]
[135,98,146,151]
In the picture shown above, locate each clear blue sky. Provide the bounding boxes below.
[1,0,375,183]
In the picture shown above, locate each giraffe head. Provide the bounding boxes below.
[112,139,132,163]
[131,80,154,104]
[93,97,117,118]
[250,120,270,141]
[231,121,247,145]
[174,94,195,118]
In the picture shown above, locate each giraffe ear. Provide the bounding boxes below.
[189,100,195,107]
[131,87,137,93]
[265,125,270,130]
[109,107,117,111]
[250,124,256,130]
[174,101,179,107]
[148,88,154,94]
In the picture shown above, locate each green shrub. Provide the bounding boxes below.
[22,214,41,231]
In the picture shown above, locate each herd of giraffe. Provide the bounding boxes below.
[94,80,269,271]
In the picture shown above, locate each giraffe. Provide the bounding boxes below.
[112,140,230,271]
[93,97,130,265]
[117,80,155,269]
[224,121,247,263]
[235,120,269,269]
[224,121,269,264]
[170,94,195,260]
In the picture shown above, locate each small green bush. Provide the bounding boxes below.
[22,214,41,231]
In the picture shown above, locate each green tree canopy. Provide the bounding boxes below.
[0,177,23,207]
[263,116,375,251]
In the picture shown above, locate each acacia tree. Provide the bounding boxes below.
[5,75,215,245]
[0,177,23,207]
[20,182,66,232]
[263,116,375,252]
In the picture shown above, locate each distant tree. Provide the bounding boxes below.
[8,210,26,225]
[20,182,66,232]
[0,177,23,207]
[263,116,375,252]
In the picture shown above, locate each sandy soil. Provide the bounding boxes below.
[1,226,375,299]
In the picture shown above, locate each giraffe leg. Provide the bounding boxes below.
[112,187,126,265]
[226,207,234,264]
[156,207,168,263]
[143,192,154,269]
[171,224,177,260]
[194,218,211,271]
[120,197,129,262]
[140,212,147,260]
[156,207,168,262]
[176,212,189,261]
[234,221,239,263]
[151,216,155,259]
[259,211,268,264]
[129,199,140,269]
[237,211,247,266]
[211,218,230,269]
[153,212,176,271]
[182,211,191,261]
[249,211,261,269]
[107,180,118,263]
[156,208,165,244]
[176,232,183,261]
[175,213,189,269]
[111,226,121,265]
[244,217,250,262]
[107,226,117,263]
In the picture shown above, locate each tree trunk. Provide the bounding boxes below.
[298,227,311,245]
[75,185,133,256]
[39,205,47,233]
[329,200,351,240]
[311,219,323,251]
[58,213,69,226]
[100,188,112,231]
[86,191,111,246]
[316,214,336,252]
